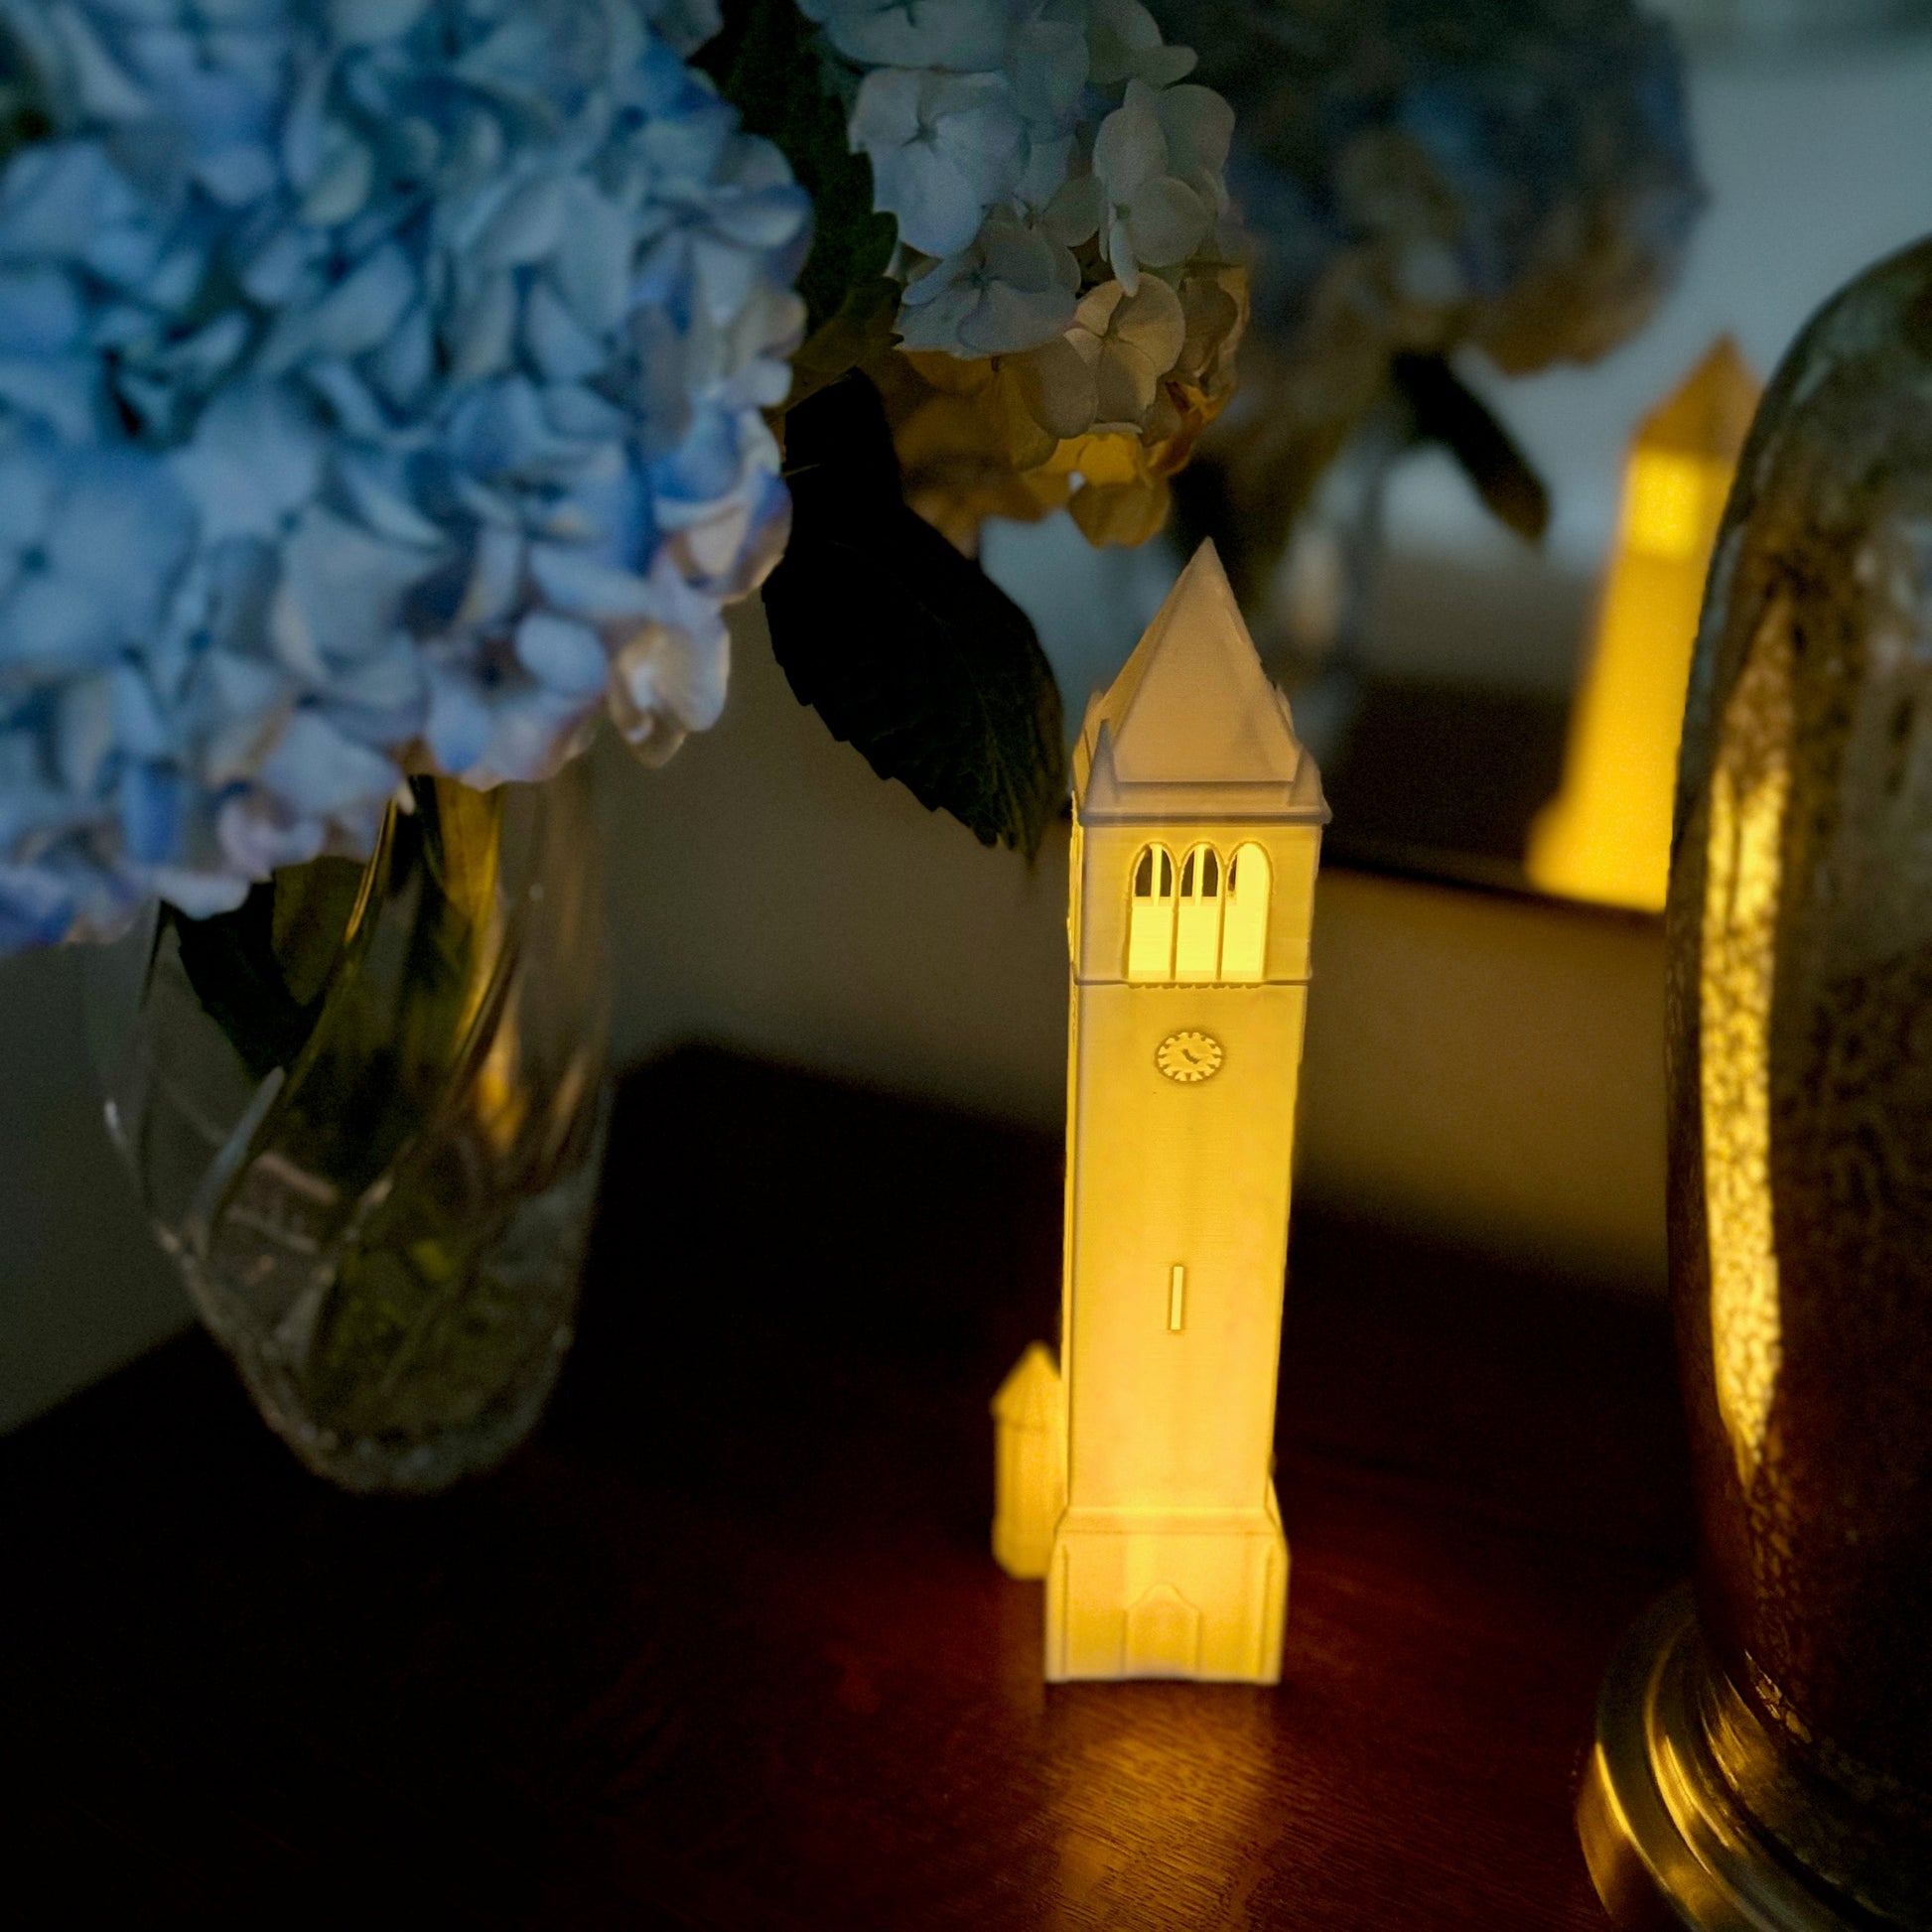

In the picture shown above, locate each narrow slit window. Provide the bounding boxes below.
[1126,844,1176,981]
[1174,843,1222,981]
[1221,843,1271,981]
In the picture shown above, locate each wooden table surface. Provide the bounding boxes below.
[0,1049,1692,1929]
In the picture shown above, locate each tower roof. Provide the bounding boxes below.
[1639,336,1759,459]
[1074,541,1327,823]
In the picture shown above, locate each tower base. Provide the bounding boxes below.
[1044,1494,1289,1683]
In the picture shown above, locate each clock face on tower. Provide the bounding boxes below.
[1156,1030,1224,1083]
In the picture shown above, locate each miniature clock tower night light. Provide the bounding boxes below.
[992,540,1327,1684]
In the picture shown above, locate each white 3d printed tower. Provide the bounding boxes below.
[991,540,1327,1683]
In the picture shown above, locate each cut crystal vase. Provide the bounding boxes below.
[89,764,611,1494]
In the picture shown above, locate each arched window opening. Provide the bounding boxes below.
[1126,843,1176,981]
[1221,842,1271,981]
[1175,842,1223,981]
[1178,847,1219,897]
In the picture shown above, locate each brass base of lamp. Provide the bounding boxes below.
[1578,1586,1863,1931]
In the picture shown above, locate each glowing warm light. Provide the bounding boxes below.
[1528,341,1760,912]
[1700,611,1793,1490]
[1221,844,1270,981]
[992,1343,1065,1580]
[991,541,1327,1684]
[1127,845,1176,980]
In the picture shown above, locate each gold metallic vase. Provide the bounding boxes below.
[1581,239,1932,1929]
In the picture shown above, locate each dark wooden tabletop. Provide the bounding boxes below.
[1,1048,1691,1929]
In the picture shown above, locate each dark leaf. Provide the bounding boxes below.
[786,274,901,412]
[764,375,1067,857]
[1393,352,1551,544]
[172,883,323,1082]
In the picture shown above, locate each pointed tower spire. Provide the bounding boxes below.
[1075,542,1327,823]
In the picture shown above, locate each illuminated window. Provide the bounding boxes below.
[1126,844,1176,981]
[1175,844,1222,981]
[1220,843,1271,981]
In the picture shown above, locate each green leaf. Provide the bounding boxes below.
[697,0,897,344]
[786,274,901,412]
[172,883,325,1083]
[763,374,1068,858]
[270,854,367,1007]
[1393,352,1551,545]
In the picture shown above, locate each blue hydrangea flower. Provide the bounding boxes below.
[1161,0,1703,375]
[0,0,808,948]
[812,0,1240,398]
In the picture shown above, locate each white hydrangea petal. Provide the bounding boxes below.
[1088,0,1159,84]
[854,69,1026,260]
[895,279,976,353]
[1043,172,1103,247]
[1013,336,1097,439]
[821,0,1010,71]
[1092,340,1158,424]
[1089,0,1195,87]
[961,277,1076,355]
[675,495,755,578]
[1125,177,1207,268]
[1094,81,1169,202]
[978,213,1054,293]
[1010,18,1088,130]
[1110,273,1186,370]
[610,619,718,758]
[1073,278,1127,337]
[1156,83,1235,184]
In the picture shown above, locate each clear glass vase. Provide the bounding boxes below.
[88,764,611,1493]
